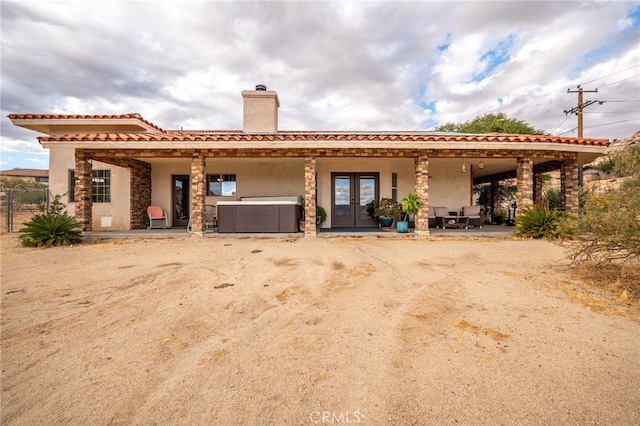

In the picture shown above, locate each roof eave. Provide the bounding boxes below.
[38,140,609,154]
[10,118,163,136]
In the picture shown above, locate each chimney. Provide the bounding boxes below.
[242,84,280,133]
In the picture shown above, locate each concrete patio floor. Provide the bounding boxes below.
[82,225,516,241]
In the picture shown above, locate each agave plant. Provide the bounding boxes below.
[515,205,575,240]
[543,187,562,210]
[18,194,82,247]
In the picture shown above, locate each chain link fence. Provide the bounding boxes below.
[0,187,49,233]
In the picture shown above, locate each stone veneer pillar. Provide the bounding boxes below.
[561,156,579,214]
[490,180,499,217]
[516,157,534,211]
[533,170,544,206]
[190,154,206,235]
[304,156,317,236]
[130,160,152,229]
[74,149,93,231]
[414,155,429,234]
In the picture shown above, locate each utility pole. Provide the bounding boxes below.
[564,86,602,138]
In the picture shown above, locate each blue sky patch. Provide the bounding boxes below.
[625,5,640,29]
[419,100,436,112]
[582,45,614,60]
[416,83,436,112]
[437,33,451,52]
[0,151,49,171]
[472,34,514,82]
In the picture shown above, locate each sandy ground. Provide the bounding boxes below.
[1,234,639,425]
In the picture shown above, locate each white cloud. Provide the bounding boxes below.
[1,0,638,170]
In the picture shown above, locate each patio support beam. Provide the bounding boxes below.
[74,149,93,231]
[304,156,317,237]
[414,154,429,234]
[516,156,534,212]
[189,154,206,235]
[561,156,579,214]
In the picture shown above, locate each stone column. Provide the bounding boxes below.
[516,157,534,211]
[533,170,544,206]
[414,154,429,235]
[561,156,579,214]
[130,160,152,229]
[304,156,317,236]
[490,180,499,217]
[74,149,93,231]
[190,154,206,235]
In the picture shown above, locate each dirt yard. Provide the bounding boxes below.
[1,234,638,425]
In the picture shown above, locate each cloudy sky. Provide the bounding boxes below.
[1,0,639,170]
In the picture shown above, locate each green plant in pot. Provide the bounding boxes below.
[398,192,421,233]
[492,210,507,225]
[375,198,402,228]
[316,205,327,226]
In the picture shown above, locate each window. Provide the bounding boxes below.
[68,169,111,203]
[207,174,236,196]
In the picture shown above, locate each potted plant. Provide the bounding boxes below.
[299,202,306,231]
[375,198,402,228]
[397,192,421,233]
[316,205,327,226]
[492,210,507,225]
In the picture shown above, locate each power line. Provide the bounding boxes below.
[584,120,632,129]
[579,64,640,87]
[584,111,639,114]
[556,119,632,137]
[598,75,640,89]
[550,116,570,134]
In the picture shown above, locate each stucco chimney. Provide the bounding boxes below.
[242,85,279,133]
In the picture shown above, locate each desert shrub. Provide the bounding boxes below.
[515,205,575,240]
[597,157,616,174]
[19,194,82,247]
[568,178,640,263]
[566,144,640,264]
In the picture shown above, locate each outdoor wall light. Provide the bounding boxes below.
[461,162,466,173]
[478,162,485,169]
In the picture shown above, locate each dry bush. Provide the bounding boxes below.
[566,260,640,323]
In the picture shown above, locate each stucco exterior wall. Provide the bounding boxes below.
[49,147,131,230]
[427,159,473,210]
[149,158,305,227]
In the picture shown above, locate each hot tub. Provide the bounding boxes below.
[217,196,302,233]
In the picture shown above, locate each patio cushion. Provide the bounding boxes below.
[462,205,481,217]
[432,207,450,217]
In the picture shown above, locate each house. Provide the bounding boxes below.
[8,86,609,236]
[0,168,49,184]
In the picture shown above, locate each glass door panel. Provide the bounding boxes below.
[356,175,377,226]
[331,172,378,228]
[332,175,353,227]
[172,175,190,227]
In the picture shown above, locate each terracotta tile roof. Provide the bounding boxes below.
[7,113,165,133]
[37,131,610,146]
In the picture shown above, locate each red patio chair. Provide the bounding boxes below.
[147,205,168,229]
